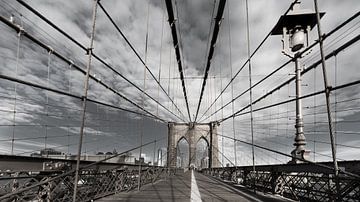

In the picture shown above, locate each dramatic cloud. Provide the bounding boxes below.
[0,0,359,165]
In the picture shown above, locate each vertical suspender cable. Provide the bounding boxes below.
[95,104,99,152]
[45,49,52,152]
[226,2,237,167]
[218,28,225,167]
[157,1,165,118]
[276,91,281,162]
[313,0,339,199]
[68,62,73,154]
[171,48,176,112]
[313,67,317,161]
[73,0,98,201]
[214,78,217,122]
[210,76,213,121]
[11,18,22,155]
[138,0,150,190]
[245,0,255,180]
[207,77,210,120]
[334,55,337,147]
[168,45,172,110]
[153,139,157,166]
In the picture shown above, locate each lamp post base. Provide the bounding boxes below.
[289,149,310,164]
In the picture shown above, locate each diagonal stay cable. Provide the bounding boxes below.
[97,2,186,122]
[219,33,360,123]
[194,0,226,122]
[201,11,360,123]
[198,0,300,122]
[165,0,192,122]
[0,15,166,123]
[15,0,184,122]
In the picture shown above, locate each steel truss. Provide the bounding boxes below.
[202,160,360,201]
[0,164,169,201]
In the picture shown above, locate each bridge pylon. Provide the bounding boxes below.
[167,122,219,169]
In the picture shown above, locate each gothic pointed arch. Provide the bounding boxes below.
[167,122,219,168]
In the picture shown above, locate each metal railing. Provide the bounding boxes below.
[202,160,360,201]
[0,161,169,201]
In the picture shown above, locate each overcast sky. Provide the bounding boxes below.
[0,0,359,166]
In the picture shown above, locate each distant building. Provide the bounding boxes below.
[135,157,150,165]
[31,149,154,165]
[41,148,63,156]
[41,150,137,164]
[157,147,167,166]
[30,152,42,157]
[30,148,63,157]
[200,156,209,169]
[177,156,182,168]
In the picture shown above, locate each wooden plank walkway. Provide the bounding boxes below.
[97,170,293,202]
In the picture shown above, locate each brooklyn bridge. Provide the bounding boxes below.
[0,0,359,201]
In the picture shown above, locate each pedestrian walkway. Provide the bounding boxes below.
[97,170,293,202]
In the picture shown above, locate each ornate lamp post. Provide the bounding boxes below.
[271,1,324,163]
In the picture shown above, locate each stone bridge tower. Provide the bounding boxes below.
[167,122,219,168]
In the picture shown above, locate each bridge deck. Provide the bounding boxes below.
[97,170,292,202]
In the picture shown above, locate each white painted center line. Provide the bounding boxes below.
[190,170,202,202]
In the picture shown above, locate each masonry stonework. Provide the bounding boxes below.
[167,122,219,168]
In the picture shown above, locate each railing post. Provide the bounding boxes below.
[243,170,249,187]
[271,172,281,194]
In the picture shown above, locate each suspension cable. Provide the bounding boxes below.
[194,0,226,122]
[219,33,360,123]
[225,75,360,123]
[73,2,98,199]
[14,0,184,122]
[0,15,168,122]
[314,0,339,184]
[201,11,360,123]
[97,2,186,122]
[165,0,192,122]
[198,0,300,121]
[0,73,166,123]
